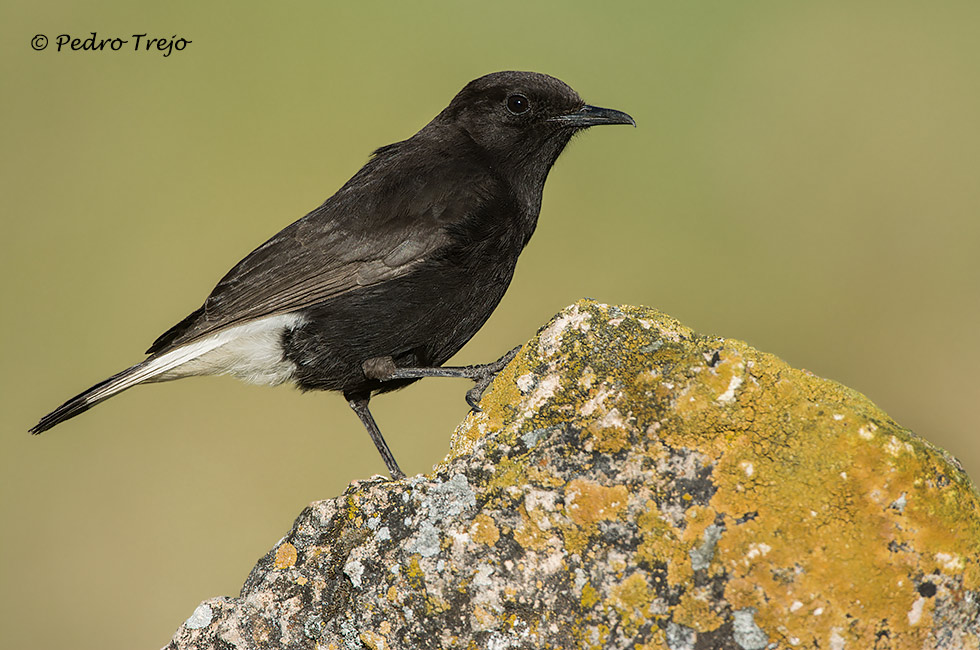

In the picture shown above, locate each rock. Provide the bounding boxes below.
[166,300,980,650]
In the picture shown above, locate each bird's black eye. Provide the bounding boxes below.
[506,94,530,115]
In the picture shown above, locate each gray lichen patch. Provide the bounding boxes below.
[732,608,768,650]
[689,523,724,571]
[422,473,476,520]
[167,300,980,650]
[184,603,213,630]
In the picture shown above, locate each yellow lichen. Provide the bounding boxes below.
[563,526,591,555]
[402,556,427,593]
[273,542,297,569]
[581,582,599,608]
[345,497,359,522]
[559,479,630,555]
[359,630,389,650]
[584,416,630,454]
[425,594,450,615]
[609,572,653,634]
[672,589,723,633]
[635,502,678,567]
[513,503,554,551]
[564,479,628,526]
[483,455,563,506]
[470,513,500,546]
[472,605,496,629]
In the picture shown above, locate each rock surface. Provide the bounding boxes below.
[166,300,980,650]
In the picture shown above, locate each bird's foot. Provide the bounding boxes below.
[464,345,522,411]
[363,346,523,411]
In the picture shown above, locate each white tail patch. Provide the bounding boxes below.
[149,313,306,386]
[81,313,306,409]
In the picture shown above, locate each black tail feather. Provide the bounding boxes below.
[30,364,146,434]
[30,393,98,434]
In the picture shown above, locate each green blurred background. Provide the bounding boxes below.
[2,1,978,648]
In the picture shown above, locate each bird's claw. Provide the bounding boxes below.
[465,384,485,412]
[465,345,522,411]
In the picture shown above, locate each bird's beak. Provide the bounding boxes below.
[549,104,636,128]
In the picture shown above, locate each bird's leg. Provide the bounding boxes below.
[345,391,406,479]
[363,346,522,410]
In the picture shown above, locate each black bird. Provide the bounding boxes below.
[30,71,634,478]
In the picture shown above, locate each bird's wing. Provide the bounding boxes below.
[147,147,497,355]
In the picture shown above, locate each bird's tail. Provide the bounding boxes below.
[29,362,155,434]
[30,334,232,434]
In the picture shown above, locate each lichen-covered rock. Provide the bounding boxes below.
[166,300,980,650]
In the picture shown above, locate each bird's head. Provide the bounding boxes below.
[431,71,634,178]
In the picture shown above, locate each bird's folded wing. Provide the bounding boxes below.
[145,204,454,355]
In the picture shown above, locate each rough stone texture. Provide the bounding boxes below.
[166,300,980,650]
